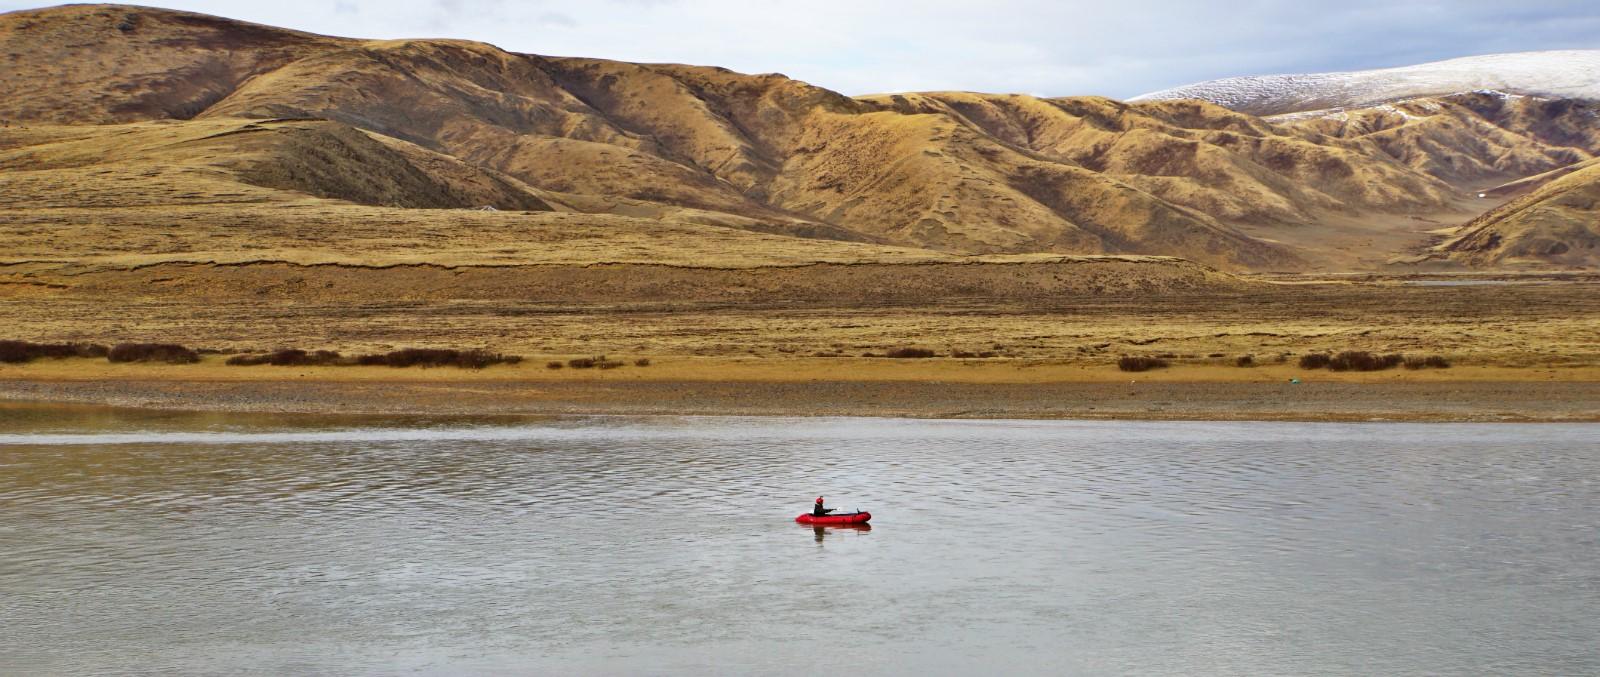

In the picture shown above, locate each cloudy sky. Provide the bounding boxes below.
[5,1,1599,97]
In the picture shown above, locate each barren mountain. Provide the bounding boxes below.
[1268,92,1600,267]
[1437,159,1600,267]
[1276,91,1600,188]
[2,4,1599,271]
[0,117,556,210]
[867,93,1455,225]
[1134,50,1600,116]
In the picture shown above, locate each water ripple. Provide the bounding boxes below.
[1,416,1597,675]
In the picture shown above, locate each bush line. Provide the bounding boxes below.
[0,340,109,364]
[1298,351,1450,372]
[227,348,523,369]
[1118,356,1169,372]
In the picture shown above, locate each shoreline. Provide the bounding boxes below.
[3,359,1597,422]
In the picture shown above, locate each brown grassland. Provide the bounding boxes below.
[1,5,1598,420]
[3,270,1598,420]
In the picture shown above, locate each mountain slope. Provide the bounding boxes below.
[0,4,336,122]
[0,4,1311,268]
[1438,159,1600,267]
[1133,50,1600,116]
[4,5,1599,270]
[1275,92,1600,188]
[866,93,1455,225]
[0,117,555,210]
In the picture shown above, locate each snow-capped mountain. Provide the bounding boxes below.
[1131,50,1600,116]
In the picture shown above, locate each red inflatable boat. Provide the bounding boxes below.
[795,511,871,525]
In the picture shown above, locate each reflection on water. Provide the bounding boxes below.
[1,405,1597,675]
[812,523,873,544]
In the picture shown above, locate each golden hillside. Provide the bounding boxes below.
[1437,159,1600,267]
[1277,92,1600,188]
[1,118,1253,303]
[0,118,556,210]
[2,4,1599,270]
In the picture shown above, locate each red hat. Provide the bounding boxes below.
[815,496,824,503]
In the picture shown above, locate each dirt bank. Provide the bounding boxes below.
[2,360,1595,422]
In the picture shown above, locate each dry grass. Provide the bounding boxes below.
[3,280,1597,371]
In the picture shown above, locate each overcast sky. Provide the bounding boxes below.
[5,1,1600,97]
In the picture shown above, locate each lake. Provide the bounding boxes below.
[2,404,1597,675]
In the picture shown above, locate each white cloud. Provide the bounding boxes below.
[2,0,1597,97]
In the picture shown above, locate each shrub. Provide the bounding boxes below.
[885,347,937,358]
[270,349,312,366]
[0,341,108,363]
[1235,354,1255,367]
[568,357,597,369]
[0,341,28,364]
[1404,355,1452,370]
[567,355,623,369]
[1299,353,1332,369]
[108,343,200,364]
[382,348,459,368]
[547,361,564,370]
[228,349,345,367]
[634,358,651,367]
[1327,351,1404,372]
[457,351,522,369]
[1118,356,1169,372]
[347,348,521,369]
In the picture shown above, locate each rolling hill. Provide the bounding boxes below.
[1436,158,1600,267]
[2,4,1599,269]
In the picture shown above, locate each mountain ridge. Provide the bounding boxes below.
[1133,50,1600,116]
[3,4,1599,269]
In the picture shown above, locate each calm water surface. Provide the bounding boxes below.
[1,404,1597,675]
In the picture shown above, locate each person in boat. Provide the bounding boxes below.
[812,496,835,517]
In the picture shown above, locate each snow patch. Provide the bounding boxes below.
[1132,50,1600,115]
